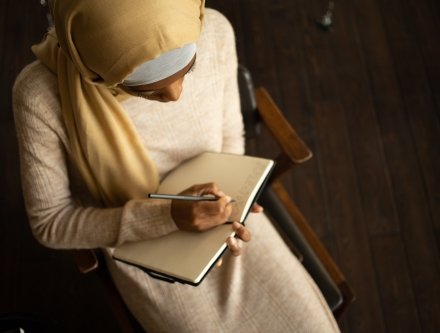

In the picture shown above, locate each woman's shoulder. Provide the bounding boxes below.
[203,8,235,40]
[198,8,237,65]
[13,61,60,113]
[13,61,58,101]
[13,60,62,128]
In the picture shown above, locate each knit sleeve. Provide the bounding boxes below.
[13,63,177,250]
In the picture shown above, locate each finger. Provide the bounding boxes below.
[226,236,241,257]
[216,258,223,267]
[232,222,251,242]
[216,195,233,206]
[250,203,264,213]
[198,195,232,217]
[182,183,222,197]
[196,182,225,197]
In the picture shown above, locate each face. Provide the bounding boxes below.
[120,56,196,103]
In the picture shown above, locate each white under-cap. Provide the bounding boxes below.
[123,43,196,86]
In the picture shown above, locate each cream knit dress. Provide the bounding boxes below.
[13,9,340,333]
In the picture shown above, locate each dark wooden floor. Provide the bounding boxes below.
[1,0,439,332]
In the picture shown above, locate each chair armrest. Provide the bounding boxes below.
[259,185,344,312]
[271,179,356,317]
[254,87,312,179]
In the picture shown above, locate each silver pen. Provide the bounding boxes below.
[148,193,236,203]
[148,193,218,201]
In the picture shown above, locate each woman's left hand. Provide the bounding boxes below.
[226,222,251,257]
[223,202,263,258]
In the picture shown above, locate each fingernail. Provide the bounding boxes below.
[228,236,238,248]
[228,237,240,257]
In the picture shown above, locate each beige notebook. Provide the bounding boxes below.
[113,152,274,285]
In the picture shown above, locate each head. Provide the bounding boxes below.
[120,55,196,102]
[119,42,197,102]
[49,0,205,101]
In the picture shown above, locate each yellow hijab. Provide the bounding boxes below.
[32,0,205,206]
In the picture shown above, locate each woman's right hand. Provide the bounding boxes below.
[170,182,233,232]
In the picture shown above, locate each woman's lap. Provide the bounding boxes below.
[104,213,340,333]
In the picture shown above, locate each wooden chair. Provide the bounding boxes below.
[72,66,355,332]
[238,65,355,318]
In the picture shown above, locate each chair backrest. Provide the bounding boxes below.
[237,64,261,140]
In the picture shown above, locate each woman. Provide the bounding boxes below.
[13,0,340,332]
